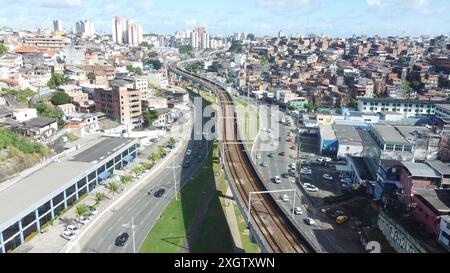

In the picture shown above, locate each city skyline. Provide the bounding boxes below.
[0,0,448,37]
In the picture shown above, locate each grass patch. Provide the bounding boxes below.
[66,133,79,142]
[139,142,218,253]
[233,202,260,253]
[190,147,235,253]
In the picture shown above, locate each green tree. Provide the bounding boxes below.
[0,88,35,104]
[145,59,162,70]
[143,109,159,127]
[259,55,269,65]
[126,65,144,75]
[159,146,167,158]
[120,175,132,187]
[0,44,8,54]
[178,45,194,56]
[50,91,71,106]
[140,41,153,50]
[168,137,177,147]
[93,192,104,207]
[185,62,201,73]
[87,72,95,81]
[75,205,89,228]
[304,103,314,113]
[148,151,160,164]
[142,162,152,170]
[47,73,68,89]
[109,182,119,198]
[147,51,158,58]
[30,100,65,128]
[228,40,242,53]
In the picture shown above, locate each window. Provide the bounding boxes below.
[66,194,76,207]
[386,145,394,151]
[22,223,37,241]
[404,146,412,152]
[3,234,21,252]
[52,192,64,207]
[2,222,20,241]
[38,201,51,217]
[395,146,403,152]
[53,203,65,217]
[21,211,36,228]
[77,178,86,189]
[88,171,96,182]
[66,185,76,198]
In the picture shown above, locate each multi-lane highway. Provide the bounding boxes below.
[76,97,212,253]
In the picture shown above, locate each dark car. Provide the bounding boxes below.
[154,189,166,198]
[268,154,275,158]
[182,161,191,168]
[115,233,129,247]
[281,172,290,178]
[279,152,286,156]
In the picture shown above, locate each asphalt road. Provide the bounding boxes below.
[250,99,343,253]
[79,100,213,253]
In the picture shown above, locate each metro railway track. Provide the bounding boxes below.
[171,64,316,253]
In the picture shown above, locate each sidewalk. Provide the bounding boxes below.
[14,118,191,253]
[223,188,244,253]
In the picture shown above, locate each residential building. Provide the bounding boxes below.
[0,137,138,253]
[94,84,142,127]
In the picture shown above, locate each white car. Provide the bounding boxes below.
[256,153,261,159]
[272,176,282,184]
[78,216,91,225]
[301,168,312,175]
[293,207,303,215]
[87,206,98,216]
[61,231,77,241]
[341,178,352,184]
[324,157,332,162]
[281,194,290,202]
[304,218,316,226]
[290,163,297,170]
[303,183,319,192]
[186,150,192,156]
[66,225,80,234]
[317,157,325,163]
[323,174,333,181]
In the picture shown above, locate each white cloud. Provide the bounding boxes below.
[185,18,197,26]
[366,0,384,7]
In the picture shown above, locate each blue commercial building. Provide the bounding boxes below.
[0,137,138,253]
[318,124,338,155]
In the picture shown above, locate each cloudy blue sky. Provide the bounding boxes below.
[0,0,448,37]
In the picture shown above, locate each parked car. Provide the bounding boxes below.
[272,176,282,184]
[324,157,332,162]
[290,163,297,170]
[87,206,98,215]
[341,178,352,184]
[268,154,275,158]
[115,233,129,247]
[186,150,192,156]
[61,231,77,241]
[279,152,286,156]
[281,172,290,178]
[293,207,303,215]
[261,162,268,167]
[301,168,312,175]
[322,174,333,181]
[77,216,91,225]
[304,218,316,226]
[317,157,325,163]
[65,225,80,234]
[290,145,297,150]
[154,189,166,198]
[336,216,349,225]
[281,194,290,202]
[256,153,261,159]
[303,183,319,192]
[288,169,296,176]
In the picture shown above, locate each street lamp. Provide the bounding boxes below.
[166,161,182,201]
[122,216,137,253]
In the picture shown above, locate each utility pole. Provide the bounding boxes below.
[167,162,181,201]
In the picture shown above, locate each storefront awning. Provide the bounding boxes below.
[123,155,133,163]
[98,171,110,180]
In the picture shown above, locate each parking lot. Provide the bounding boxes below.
[299,160,344,207]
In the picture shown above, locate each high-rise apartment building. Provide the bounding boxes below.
[112,16,123,44]
[94,83,142,126]
[53,19,62,32]
[201,33,209,49]
[190,31,199,48]
[76,20,95,38]
[112,16,143,46]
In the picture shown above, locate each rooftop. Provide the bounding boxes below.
[415,189,450,214]
[0,137,136,230]
[359,98,450,104]
[426,160,450,176]
[333,124,363,146]
[401,162,440,178]
[371,124,409,145]
[436,104,450,112]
